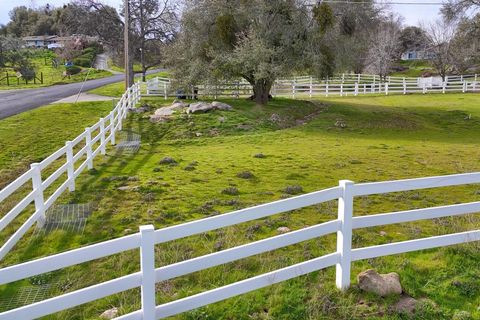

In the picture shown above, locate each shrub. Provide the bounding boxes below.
[73,57,92,67]
[66,65,81,75]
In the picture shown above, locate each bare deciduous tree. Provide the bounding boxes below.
[423,19,457,81]
[365,16,402,81]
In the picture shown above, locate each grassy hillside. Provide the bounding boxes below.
[0,93,479,319]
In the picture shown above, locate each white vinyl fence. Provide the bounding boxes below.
[146,73,480,99]
[0,82,141,261]
[1,172,479,319]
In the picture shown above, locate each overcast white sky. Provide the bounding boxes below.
[0,0,444,27]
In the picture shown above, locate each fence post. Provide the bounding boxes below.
[354,82,358,96]
[100,118,106,155]
[85,127,93,170]
[292,81,296,99]
[385,83,389,95]
[325,81,329,97]
[462,81,466,93]
[140,225,156,320]
[65,141,75,192]
[403,79,407,95]
[422,83,427,94]
[110,112,116,145]
[336,180,354,291]
[164,82,167,100]
[309,76,313,98]
[340,83,343,96]
[442,82,446,94]
[31,163,46,227]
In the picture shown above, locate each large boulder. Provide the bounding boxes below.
[357,269,402,297]
[212,101,233,111]
[187,102,214,114]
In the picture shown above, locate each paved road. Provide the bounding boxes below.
[0,69,162,120]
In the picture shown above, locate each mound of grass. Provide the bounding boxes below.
[1,93,480,319]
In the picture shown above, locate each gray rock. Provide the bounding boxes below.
[187,102,214,114]
[357,269,402,297]
[277,227,291,234]
[390,295,417,316]
[117,186,139,191]
[212,101,233,111]
[100,307,118,319]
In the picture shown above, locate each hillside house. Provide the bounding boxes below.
[22,35,98,49]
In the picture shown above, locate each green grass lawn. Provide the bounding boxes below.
[0,57,113,90]
[0,93,480,319]
[390,60,435,78]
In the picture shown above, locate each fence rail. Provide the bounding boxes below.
[145,73,480,99]
[0,82,141,261]
[1,172,479,319]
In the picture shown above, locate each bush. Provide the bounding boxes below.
[66,65,81,75]
[73,57,92,67]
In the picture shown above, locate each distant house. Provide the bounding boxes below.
[23,35,57,48]
[401,47,435,61]
[22,35,98,49]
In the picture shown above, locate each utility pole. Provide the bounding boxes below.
[124,0,130,90]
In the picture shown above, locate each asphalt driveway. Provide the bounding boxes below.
[0,69,163,120]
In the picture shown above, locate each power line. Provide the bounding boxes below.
[316,1,444,5]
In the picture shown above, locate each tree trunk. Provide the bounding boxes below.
[252,79,272,105]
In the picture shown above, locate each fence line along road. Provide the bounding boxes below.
[146,73,480,99]
[1,172,479,319]
[0,82,141,261]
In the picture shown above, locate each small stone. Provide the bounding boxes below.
[254,153,265,158]
[380,231,387,236]
[117,186,139,191]
[218,116,225,123]
[195,132,202,137]
[124,228,132,233]
[159,157,177,165]
[357,269,402,297]
[277,227,291,234]
[335,119,347,128]
[127,176,139,181]
[100,307,118,319]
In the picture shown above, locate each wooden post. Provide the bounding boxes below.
[6,72,9,86]
[85,127,93,170]
[65,141,75,192]
[340,83,343,96]
[385,83,389,95]
[403,78,406,95]
[325,81,329,97]
[442,82,446,94]
[140,225,156,320]
[164,82,167,100]
[292,81,295,99]
[30,163,46,227]
[336,180,354,291]
[354,82,358,96]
